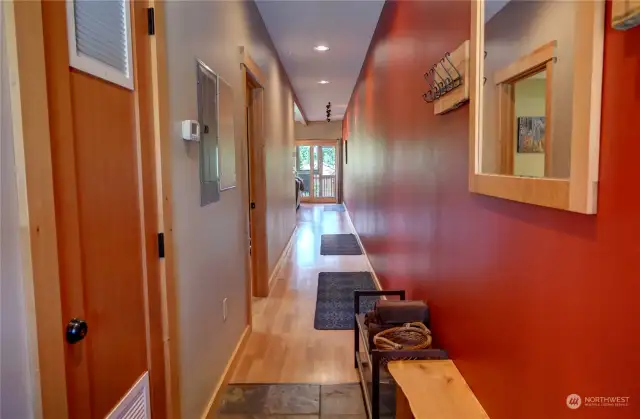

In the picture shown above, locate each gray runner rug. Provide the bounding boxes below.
[314,272,378,330]
[320,233,363,255]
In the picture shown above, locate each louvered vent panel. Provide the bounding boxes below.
[73,0,129,75]
[106,372,150,419]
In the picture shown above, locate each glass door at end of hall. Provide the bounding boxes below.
[295,142,337,203]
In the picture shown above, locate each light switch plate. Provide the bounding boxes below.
[223,297,228,321]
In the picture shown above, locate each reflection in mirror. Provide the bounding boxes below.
[218,77,236,191]
[197,61,220,206]
[513,71,546,177]
[481,0,575,179]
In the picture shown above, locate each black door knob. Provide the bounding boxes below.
[66,318,88,344]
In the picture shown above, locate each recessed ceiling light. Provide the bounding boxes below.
[318,80,330,84]
[314,45,330,52]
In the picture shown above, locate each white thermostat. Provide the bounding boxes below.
[181,120,200,141]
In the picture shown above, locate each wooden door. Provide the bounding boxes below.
[41,1,158,417]
[244,68,269,298]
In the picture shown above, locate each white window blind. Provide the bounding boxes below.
[66,0,134,89]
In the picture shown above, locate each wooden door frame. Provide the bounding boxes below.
[140,1,181,417]
[241,48,269,299]
[3,2,68,416]
[3,1,180,418]
[296,139,339,204]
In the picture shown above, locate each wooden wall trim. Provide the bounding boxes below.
[296,139,340,146]
[544,59,554,176]
[294,101,308,126]
[497,84,514,174]
[239,46,309,125]
[568,0,604,213]
[267,226,297,294]
[493,41,557,85]
[240,47,266,87]
[468,0,483,190]
[473,174,570,209]
[3,1,68,417]
[239,64,253,327]
[147,1,181,417]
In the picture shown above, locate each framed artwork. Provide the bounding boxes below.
[517,116,546,153]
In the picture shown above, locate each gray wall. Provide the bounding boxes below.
[163,1,296,417]
[1,9,35,418]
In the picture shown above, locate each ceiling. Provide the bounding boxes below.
[256,0,385,122]
[486,0,510,22]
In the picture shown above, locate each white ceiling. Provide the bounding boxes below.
[256,0,385,122]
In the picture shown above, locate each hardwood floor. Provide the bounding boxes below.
[231,204,371,384]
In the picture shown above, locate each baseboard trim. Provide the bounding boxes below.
[342,203,384,292]
[267,225,298,294]
[201,325,251,419]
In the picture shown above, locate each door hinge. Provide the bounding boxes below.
[147,7,156,35]
[157,232,165,258]
[250,202,256,209]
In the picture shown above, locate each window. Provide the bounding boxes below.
[66,0,134,90]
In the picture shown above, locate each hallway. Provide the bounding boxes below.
[5,0,637,417]
[232,204,375,384]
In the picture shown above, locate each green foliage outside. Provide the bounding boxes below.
[322,147,335,167]
[297,146,335,171]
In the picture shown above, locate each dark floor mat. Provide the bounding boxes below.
[320,233,363,255]
[324,204,346,212]
[314,272,378,330]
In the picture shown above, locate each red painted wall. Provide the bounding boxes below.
[343,1,640,418]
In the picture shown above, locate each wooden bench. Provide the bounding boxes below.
[388,360,489,419]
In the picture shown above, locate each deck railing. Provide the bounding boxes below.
[314,175,336,198]
[297,172,336,199]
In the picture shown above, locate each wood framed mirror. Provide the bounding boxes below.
[469,0,605,214]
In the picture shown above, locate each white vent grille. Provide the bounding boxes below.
[106,372,150,419]
[66,0,134,89]
[74,0,128,74]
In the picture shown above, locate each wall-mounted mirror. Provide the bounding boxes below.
[469,0,604,214]
[218,77,236,191]
[197,60,220,206]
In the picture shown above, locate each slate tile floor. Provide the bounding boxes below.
[218,383,396,418]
